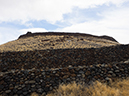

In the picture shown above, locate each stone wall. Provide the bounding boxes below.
[0,44,129,72]
[0,44,129,95]
[0,61,129,95]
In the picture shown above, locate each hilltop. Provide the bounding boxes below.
[0,32,119,52]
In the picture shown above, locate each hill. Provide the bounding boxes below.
[0,32,118,52]
[0,32,129,96]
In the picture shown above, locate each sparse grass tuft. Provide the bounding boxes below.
[31,92,39,96]
[46,78,129,96]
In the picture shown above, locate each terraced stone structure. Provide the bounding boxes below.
[0,32,129,96]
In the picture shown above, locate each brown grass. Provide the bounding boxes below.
[40,78,129,96]
[0,35,119,52]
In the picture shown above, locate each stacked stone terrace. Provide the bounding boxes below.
[0,60,129,96]
[0,44,129,95]
[0,44,129,72]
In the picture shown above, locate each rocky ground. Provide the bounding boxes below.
[0,32,128,96]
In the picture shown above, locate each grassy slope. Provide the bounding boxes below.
[0,35,119,52]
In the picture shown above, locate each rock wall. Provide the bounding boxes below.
[0,61,129,95]
[0,44,129,95]
[0,45,129,72]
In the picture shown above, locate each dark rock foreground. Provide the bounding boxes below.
[0,44,129,95]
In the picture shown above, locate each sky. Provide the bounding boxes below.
[0,0,129,45]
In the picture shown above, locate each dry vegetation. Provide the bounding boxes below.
[31,78,129,96]
[0,35,119,52]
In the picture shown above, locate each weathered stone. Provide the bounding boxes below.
[108,71,113,74]
[15,85,19,89]
[14,94,18,96]
[77,74,81,77]
[42,72,45,75]
[23,92,28,95]
[31,73,35,76]
[5,90,11,93]
[31,87,36,92]
[13,88,18,93]
[21,84,25,88]
[0,85,4,89]
[115,70,120,73]
[52,71,56,74]
[9,87,14,90]
[124,60,129,63]
[101,64,105,67]
[71,74,76,77]
[25,81,29,84]
[112,74,116,77]
[63,75,69,79]
[105,77,112,82]
[79,70,84,74]
[18,87,22,90]
[82,74,85,78]
[107,74,112,77]
[96,64,101,67]
[120,69,124,71]
[29,80,35,84]
[31,85,35,88]
[37,88,43,93]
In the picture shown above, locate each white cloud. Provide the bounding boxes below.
[56,7,129,44]
[0,0,128,24]
[0,27,19,44]
[0,27,48,45]
[0,0,129,45]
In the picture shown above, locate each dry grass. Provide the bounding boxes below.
[0,35,119,52]
[45,78,129,96]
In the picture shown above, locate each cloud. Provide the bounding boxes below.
[0,0,128,24]
[0,0,129,45]
[56,6,129,44]
[0,27,19,44]
[0,27,48,45]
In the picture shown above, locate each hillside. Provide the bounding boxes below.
[0,32,119,52]
[0,32,129,96]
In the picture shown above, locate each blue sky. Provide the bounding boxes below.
[0,0,129,45]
